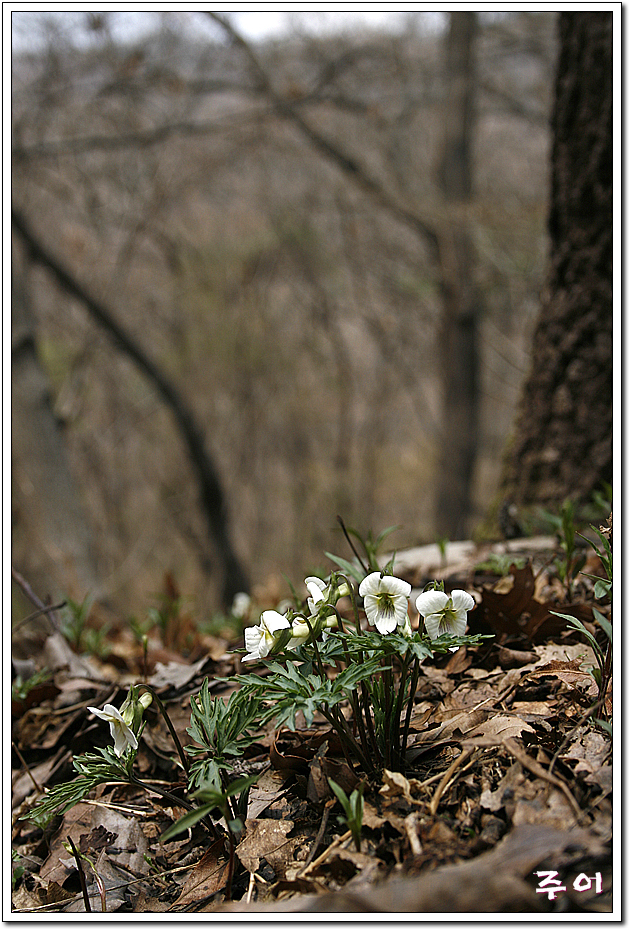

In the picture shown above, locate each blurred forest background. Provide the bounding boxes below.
[12,11,572,621]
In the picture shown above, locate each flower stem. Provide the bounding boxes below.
[338,573,362,634]
[360,681,380,762]
[141,685,189,777]
[337,516,369,576]
[129,774,221,841]
[400,657,421,768]
[391,654,410,769]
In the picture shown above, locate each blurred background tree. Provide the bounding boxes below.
[11,11,560,616]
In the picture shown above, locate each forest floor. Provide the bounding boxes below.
[11,526,613,915]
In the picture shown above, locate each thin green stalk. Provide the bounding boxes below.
[338,572,362,634]
[129,774,221,841]
[382,664,394,769]
[337,630,371,761]
[321,705,373,775]
[600,642,612,719]
[391,654,410,769]
[337,516,369,576]
[141,685,189,777]
[360,680,380,762]
[67,837,92,913]
[400,657,420,768]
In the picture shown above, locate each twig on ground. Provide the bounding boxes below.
[502,738,587,825]
[12,742,43,794]
[301,798,335,870]
[298,829,352,877]
[428,747,474,816]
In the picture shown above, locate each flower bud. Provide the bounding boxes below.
[119,685,151,734]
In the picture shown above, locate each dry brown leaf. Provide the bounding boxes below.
[479,761,526,812]
[585,765,612,796]
[510,700,554,716]
[512,782,577,831]
[463,714,535,747]
[528,659,598,699]
[236,819,303,878]
[247,768,289,819]
[147,654,215,691]
[474,564,594,642]
[172,844,229,908]
[379,769,424,804]
[310,846,383,886]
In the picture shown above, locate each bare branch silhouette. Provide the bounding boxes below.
[12,207,249,608]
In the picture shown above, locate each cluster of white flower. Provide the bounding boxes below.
[241,570,475,663]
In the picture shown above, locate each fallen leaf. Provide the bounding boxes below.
[463,714,535,747]
[236,819,299,877]
[379,769,423,805]
[148,655,216,692]
[528,659,598,699]
[172,844,229,908]
[584,766,612,796]
[562,727,611,776]
[247,768,289,819]
[474,564,594,642]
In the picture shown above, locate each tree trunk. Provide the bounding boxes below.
[435,11,481,539]
[500,12,612,512]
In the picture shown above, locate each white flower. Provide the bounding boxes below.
[231,592,251,620]
[305,576,327,613]
[87,703,139,757]
[359,572,411,635]
[415,589,475,640]
[243,610,290,662]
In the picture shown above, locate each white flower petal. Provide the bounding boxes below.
[449,613,468,637]
[359,572,382,598]
[111,721,138,756]
[244,625,264,659]
[415,590,449,617]
[381,575,412,598]
[423,612,444,640]
[260,610,290,635]
[306,582,325,605]
[450,589,475,613]
[393,599,410,628]
[374,612,398,635]
[363,595,380,627]
[88,704,137,756]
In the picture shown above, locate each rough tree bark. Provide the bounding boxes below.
[12,210,250,609]
[500,12,612,512]
[435,11,481,539]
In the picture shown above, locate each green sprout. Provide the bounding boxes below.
[328,778,364,851]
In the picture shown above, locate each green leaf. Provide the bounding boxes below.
[375,524,402,549]
[328,778,351,816]
[325,552,363,582]
[594,718,612,737]
[594,578,612,600]
[550,611,604,667]
[160,803,216,842]
[592,608,612,642]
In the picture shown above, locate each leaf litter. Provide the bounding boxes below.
[11,535,613,914]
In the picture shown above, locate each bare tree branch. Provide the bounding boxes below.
[206,12,440,258]
[12,207,249,608]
